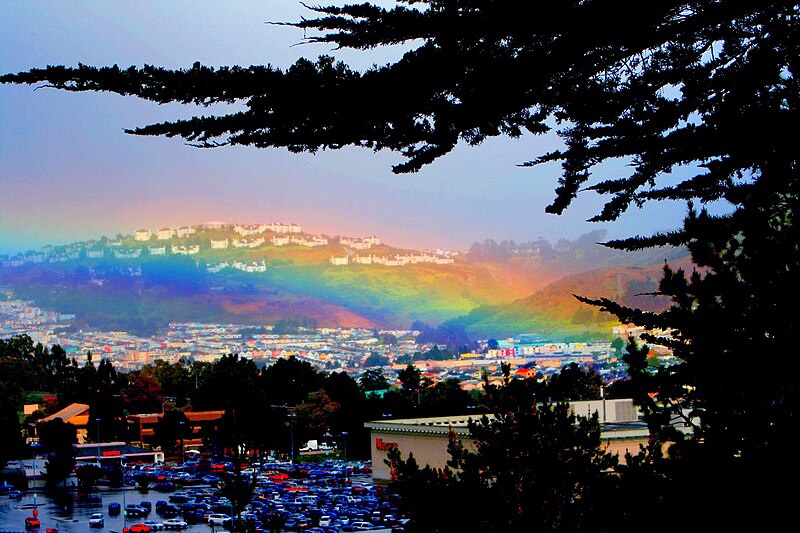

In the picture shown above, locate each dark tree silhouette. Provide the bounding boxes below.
[547,362,605,401]
[2,1,797,527]
[386,365,617,532]
[39,418,77,488]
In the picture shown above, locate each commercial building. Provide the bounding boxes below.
[366,399,666,482]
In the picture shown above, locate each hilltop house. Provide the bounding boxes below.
[134,229,151,241]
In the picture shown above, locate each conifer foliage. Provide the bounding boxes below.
[3,0,799,528]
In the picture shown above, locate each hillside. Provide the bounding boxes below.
[444,257,693,341]
[0,224,690,338]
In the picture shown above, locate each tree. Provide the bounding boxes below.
[259,355,324,408]
[153,409,191,458]
[418,378,473,417]
[294,389,340,442]
[363,352,389,367]
[397,364,424,404]
[386,366,617,532]
[547,363,605,401]
[0,398,25,470]
[123,372,164,414]
[38,418,77,488]
[359,369,391,392]
[75,463,103,491]
[4,0,797,525]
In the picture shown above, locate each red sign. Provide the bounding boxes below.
[102,450,120,456]
[375,438,398,451]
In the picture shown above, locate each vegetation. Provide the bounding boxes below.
[2,0,797,527]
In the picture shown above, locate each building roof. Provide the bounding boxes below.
[40,403,90,424]
[365,399,693,442]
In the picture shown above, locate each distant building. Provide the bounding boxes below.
[157,228,174,240]
[330,256,349,265]
[176,226,195,237]
[210,238,229,249]
[127,410,225,450]
[172,245,199,255]
[38,403,91,443]
[149,246,167,255]
[134,229,151,241]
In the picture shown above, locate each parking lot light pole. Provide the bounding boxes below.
[341,431,348,484]
[289,412,296,463]
[179,421,186,465]
[121,454,127,532]
[95,418,102,466]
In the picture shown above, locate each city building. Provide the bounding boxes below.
[365,399,660,482]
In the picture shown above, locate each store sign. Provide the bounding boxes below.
[102,450,121,456]
[375,438,398,451]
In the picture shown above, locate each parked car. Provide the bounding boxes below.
[143,521,164,531]
[207,514,231,526]
[126,523,151,533]
[108,503,121,516]
[125,504,147,518]
[89,513,105,528]
[162,519,188,530]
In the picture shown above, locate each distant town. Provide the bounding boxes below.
[0,221,459,271]
[0,289,674,388]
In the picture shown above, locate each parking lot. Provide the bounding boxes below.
[0,460,404,533]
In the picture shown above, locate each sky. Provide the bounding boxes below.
[0,1,695,256]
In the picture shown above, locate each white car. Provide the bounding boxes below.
[89,513,105,528]
[143,521,165,531]
[162,519,188,530]
[207,514,231,526]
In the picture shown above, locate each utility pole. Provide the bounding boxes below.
[96,418,102,466]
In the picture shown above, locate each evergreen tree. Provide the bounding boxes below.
[3,1,798,526]
[39,418,77,488]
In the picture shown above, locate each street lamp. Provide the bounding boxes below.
[341,431,348,484]
[30,442,41,508]
[288,412,296,463]
[120,454,127,531]
[95,418,102,466]
[179,421,187,465]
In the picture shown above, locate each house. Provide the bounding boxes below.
[172,245,199,255]
[176,226,195,237]
[134,229,151,241]
[330,256,349,265]
[210,238,229,249]
[271,235,290,246]
[157,228,174,240]
[234,224,266,236]
[149,246,167,255]
[39,403,91,443]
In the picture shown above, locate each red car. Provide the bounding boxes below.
[24,516,41,529]
[125,523,151,533]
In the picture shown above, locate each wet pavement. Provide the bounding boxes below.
[0,489,212,533]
